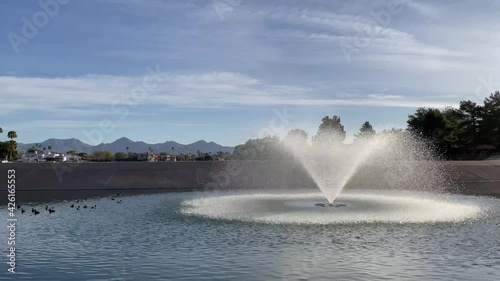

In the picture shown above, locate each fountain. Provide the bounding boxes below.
[282,131,451,205]
[181,131,477,225]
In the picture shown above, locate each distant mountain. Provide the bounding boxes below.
[17,137,234,154]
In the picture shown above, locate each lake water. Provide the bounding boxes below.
[1,190,499,280]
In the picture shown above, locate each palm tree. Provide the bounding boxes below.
[0,127,3,134]
[126,146,129,155]
[6,141,17,161]
[7,131,17,140]
[6,131,18,161]
[171,147,175,161]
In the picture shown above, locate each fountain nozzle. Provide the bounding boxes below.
[314,203,346,208]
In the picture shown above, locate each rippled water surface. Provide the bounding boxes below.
[1,190,499,280]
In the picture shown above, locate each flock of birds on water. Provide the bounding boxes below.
[16,193,124,215]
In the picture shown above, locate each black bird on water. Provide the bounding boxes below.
[21,209,25,214]
[48,209,55,214]
[34,210,40,215]
[45,206,48,211]
[77,206,80,210]
[17,205,21,209]
[71,204,74,208]
[83,205,87,209]
[31,208,35,213]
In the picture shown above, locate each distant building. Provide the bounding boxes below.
[65,155,82,162]
[19,151,46,163]
[137,153,157,162]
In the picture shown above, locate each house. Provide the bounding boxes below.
[65,154,82,162]
[157,154,177,162]
[19,151,47,163]
[137,153,157,162]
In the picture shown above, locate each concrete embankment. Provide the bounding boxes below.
[0,160,499,203]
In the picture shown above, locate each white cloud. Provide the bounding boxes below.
[0,72,456,117]
[368,94,404,100]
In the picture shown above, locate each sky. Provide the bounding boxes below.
[1,0,499,146]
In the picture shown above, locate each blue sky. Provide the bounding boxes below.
[1,0,499,146]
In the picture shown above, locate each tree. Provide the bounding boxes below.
[5,131,18,161]
[114,152,129,161]
[355,121,376,140]
[315,115,346,144]
[233,136,284,160]
[381,127,404,135]
[0,127,2,134]
[126,146,130,154]
[93,151,115,162]
[285,129,308,142]
[454,100,484,145]
[7,131,17,140]
[78,152,91,161]
[0,142,6,160]
[482,91,500,147]
[67,150,77,155]
[407,107,448,152]
[48,145,52,152]
[6,140,17,161]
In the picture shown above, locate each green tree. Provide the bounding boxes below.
[93,151,115,162]
[7,131,17,140]
[482,91,500,147]
[380,127,405,135]
[0,142,6,160]
[28,146,38,153]
[454,100,484,145]
[78,152,91,161]
[439,107,462,146]
[233,136,284,160]
[355,121,376,140]
[285,129,308,142]
[114,152,129,161]
[6,131,18,161]
[407,108,448,151]
[315,116,346,144]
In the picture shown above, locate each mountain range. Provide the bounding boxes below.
[18,137,234,155]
